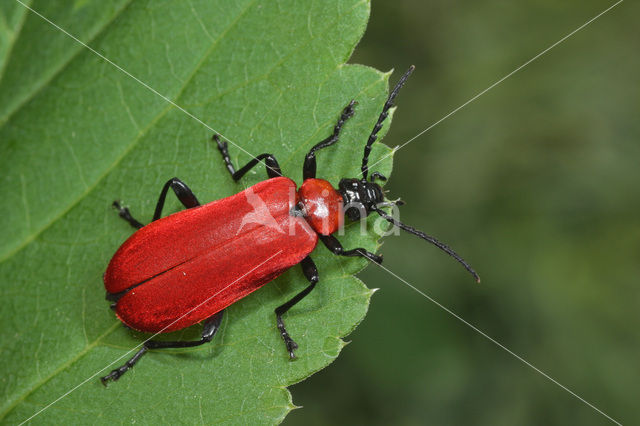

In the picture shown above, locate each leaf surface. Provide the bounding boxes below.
[0,0,394,423]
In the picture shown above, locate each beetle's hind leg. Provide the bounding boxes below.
[100,310,225,385]
[213,135,282,181]
[275,256,319,359]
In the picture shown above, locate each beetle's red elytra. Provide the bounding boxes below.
[101,66,479,385]
[106,177,316,333]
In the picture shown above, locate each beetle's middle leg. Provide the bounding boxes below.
[275,256,319,359]
[213,135,282,181]
[152,177,200,220]
[113,177,200,229]
[100,309,225,385]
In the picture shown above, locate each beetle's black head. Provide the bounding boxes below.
[338,177,385,220]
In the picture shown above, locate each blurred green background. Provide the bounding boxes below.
[289,1,639,425]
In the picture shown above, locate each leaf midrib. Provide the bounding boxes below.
[0,321,121,420]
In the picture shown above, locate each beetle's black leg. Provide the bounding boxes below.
[100,310,225,385]
[143,309,224,349]
[370,171,387,182]
[113,201,145,229]
[302,100,356,180]
[214,134,237,177]
[113,178,200,228]
[100,346,148,385]
[230,153,281,180]
[213,134,282,180]
[275,256,319,359]
[319,234,383,264]
[152,177,201,221]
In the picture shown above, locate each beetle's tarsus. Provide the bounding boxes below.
[100,368,123,386]
[288,345,298,360]
[213,134,227,151]
[286,339,298,359]
[113,200,131,218]
[99,346,152,385]
[112,200,145,229]
[113,200,129,220]
[277,317,299,358]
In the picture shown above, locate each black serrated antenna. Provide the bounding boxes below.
[361,65,415,180]
[373,206,480,283]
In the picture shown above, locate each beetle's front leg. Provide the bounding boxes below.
[275,256,319,359]
[302,100,356,180]
[319,234,382,264]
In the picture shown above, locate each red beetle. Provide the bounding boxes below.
[101,66,478,384]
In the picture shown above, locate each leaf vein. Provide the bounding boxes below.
[0,322,121,421]
[0,0,31,89]
[0,0,135,127]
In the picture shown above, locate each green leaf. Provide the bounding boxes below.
[0,0,394,423]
